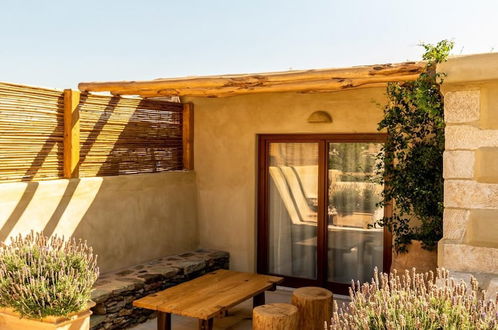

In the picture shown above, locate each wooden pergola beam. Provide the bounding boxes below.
[78,62,425,98]
[134,75,416,98]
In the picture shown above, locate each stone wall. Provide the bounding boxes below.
[438,54,498,299]
[90,249,229,330]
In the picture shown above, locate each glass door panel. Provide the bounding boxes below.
[327,142,384,283]
[268,142,318,279]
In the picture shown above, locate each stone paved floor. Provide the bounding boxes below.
[131,288,349,330]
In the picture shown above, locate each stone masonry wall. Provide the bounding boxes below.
[439,87,498,300]
[90,249,229,330]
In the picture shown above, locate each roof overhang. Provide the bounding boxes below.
[78,61,425,98]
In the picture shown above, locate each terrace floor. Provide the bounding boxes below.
[131,288,349,330]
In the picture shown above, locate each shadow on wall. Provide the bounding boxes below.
[0,96,197,273]
[0,93,65,241]
[0,93,111,242]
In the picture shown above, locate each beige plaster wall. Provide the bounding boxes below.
[184,88,387,272]
[0,171,199,273]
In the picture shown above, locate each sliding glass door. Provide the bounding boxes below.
[257,134,391,294]
[268,142,319,280]
[327,142,385,284]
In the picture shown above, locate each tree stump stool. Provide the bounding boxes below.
[291,287,333,330]
[253,303,299,330]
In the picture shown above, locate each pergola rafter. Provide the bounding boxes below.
[78,61,425,98]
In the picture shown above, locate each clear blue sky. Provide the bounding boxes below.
[1,0,497,89]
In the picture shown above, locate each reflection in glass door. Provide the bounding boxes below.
[258,134,390,294]
[268,142,318,280]
[327,143,384,284]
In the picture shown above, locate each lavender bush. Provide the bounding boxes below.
[0,232,99,318]
[329,268,497,329]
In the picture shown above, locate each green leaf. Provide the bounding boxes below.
[374,40,453,253]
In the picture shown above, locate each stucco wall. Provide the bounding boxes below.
[0,171,199,273]
[438,53,498,298]
[184,88,387,272]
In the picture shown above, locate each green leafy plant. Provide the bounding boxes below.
[328,268,498,329]
[330,143,377,174]
[332,185,379,215]
[375,40,454,252]
[359,187,378,214]
[332,186,360,216]
[0,232,99,319]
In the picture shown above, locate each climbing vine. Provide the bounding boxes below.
[376,40,454,253]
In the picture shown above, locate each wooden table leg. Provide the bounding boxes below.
[253,292,265,308]
[198,318,213,330]
[157,312,171,330]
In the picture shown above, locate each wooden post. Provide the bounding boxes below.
[157,312,171,330]
[63,89,80,178]
[198,318,213,330]
[182,102,194,170]
[253,303,299,330]
[291,287,333,330]
[253,292,266,308]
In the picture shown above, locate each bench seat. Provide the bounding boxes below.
[90,249,229,330]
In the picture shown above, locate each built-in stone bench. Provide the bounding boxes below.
[90,249,229,330]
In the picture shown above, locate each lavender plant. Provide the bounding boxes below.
[0,232,99,319]
[329,268,498,329]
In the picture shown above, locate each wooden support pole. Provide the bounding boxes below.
[63,89,81,178]
[182,102,194,170]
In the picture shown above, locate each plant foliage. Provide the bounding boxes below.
[375,40,454,252]
[328,268,498,329]
[332,185,379,216]
[0,232,99,319]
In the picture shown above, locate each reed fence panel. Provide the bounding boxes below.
[0,83,64,182]
[78,94,183,177]
[0,83,184,182]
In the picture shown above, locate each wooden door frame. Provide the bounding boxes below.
[256,133,392,295]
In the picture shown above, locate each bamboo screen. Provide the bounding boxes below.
[78,94,183,177]
[0,83,184,182]
[0,83,64,182]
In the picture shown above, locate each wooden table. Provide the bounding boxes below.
[133,269,283,330]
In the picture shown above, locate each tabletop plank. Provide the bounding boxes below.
[133,269,283,319]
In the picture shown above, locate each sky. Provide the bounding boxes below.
[1,0,497,90]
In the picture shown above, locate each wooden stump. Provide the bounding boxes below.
[253,303,299,330]
[291,287,333,330]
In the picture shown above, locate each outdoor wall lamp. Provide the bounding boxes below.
[307,110,333,123]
